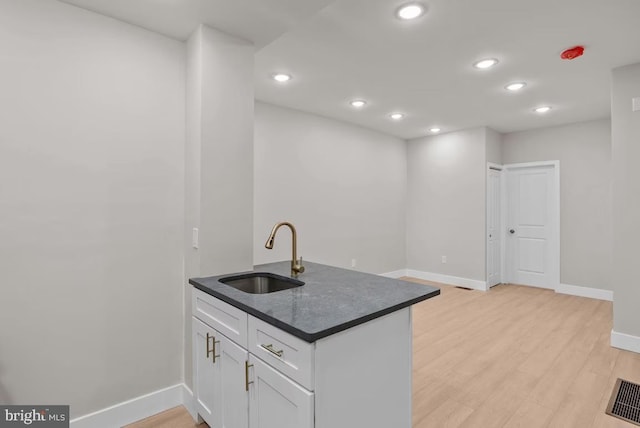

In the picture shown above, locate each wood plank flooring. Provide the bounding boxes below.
[127,281,640,428]
[410,280,639,428]
[123,405,205,428]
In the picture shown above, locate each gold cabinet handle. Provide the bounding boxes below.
[206,333,213,359]
[245,361,254,391]
[206,333,220,364]
[260,344,284,358]
[212,337,220,364]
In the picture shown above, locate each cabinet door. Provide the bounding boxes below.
[248,356,314,428]
[193,317,220,427]
[218,334,249,428]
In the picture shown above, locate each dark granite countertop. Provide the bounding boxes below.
[189,261,440,343]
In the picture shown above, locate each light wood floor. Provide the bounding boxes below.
[126,281,640,428]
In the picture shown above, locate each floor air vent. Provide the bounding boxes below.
[606,378,640,426]
[454,286,473,291]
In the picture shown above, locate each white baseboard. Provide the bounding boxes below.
[519,282,555,291]
[611,330,640,354]
[182,384,196,421]
[70,383,190,428]
[405,269,488,291]
[385,270,613,301]
[557,283,613,301]
[379,269,408,279]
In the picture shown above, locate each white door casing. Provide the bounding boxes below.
[505,161,560,289]
[486,165,502,287]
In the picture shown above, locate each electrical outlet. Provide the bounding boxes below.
[633,97,640,112]
[441,256,447,264]
[351,259,357,268]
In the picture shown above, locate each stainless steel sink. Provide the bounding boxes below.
[219,272,304,294]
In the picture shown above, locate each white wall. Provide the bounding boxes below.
[406,127,487,281]
[0,0,185,418]
[254,102,406,274]
[611,63,640,343]
[502,119,612,290]
[196,27,254,278]
[486,127,503,165]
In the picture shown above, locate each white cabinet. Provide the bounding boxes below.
[193,317,249,428]
[193,317,217,424]
[248,356,314,428]
[192,287,414,428]
[192,288,313,428]
[217,333,249,428]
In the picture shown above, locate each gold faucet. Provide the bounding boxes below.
[265,222,305,278]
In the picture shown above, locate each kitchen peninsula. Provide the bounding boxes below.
[190,260,440,428]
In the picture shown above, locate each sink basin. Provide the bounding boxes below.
[219,272,304,294]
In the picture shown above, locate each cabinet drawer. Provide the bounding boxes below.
[248,315,314,390]
[192,288,248,348]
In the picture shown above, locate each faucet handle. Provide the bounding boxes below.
[297,257,305,274]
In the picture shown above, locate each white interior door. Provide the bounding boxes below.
[505,163,559,289]
[487,167,502,287]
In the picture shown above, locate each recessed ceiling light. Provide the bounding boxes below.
[505,82,526,91]
[430,127,441,133]
[390,113,404,120]
[473,58,499,69]
[396,3,426,20]
[350,100,367,108]
[534,106,552,113]
[272,73,292,83]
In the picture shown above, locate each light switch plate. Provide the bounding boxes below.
[633,97,640,112]
[192,227,199,249]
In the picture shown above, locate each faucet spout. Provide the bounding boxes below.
[264,222,305,278]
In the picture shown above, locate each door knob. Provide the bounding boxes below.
[509,229,515,234]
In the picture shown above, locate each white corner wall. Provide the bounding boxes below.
[502,119,612,291]
[254,102,407,274]
[611,63,640,351]
[183,24,255,393]
[486,127,503,165]
[406,127,487,282]
[0,0,185,418]
[184,24,254,281]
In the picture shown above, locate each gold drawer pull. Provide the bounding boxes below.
[261,344,284,358]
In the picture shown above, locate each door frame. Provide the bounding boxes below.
[487,160,560,290]
[486,162,505,287]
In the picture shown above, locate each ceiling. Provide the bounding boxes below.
[58,0,335,48]
[59,0,640,139]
